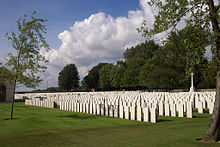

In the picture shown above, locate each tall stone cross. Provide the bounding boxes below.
[190,72,195,92]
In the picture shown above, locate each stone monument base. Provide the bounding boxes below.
[190,87,195,92]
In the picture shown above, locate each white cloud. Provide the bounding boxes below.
[38,0,155,89]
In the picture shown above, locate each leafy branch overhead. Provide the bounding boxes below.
[138,0,217,37]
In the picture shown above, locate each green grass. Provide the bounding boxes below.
[0,102,219,147]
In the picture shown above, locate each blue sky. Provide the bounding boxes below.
[0,0,140,52]
[0,0,155,91]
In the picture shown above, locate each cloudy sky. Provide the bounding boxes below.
[0,0,156,91]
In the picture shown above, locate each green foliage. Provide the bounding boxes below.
[121,40,160,89]
[81,75,89,91]
[138,0,219,71]
[137,0,219,90]
[123,40,159,61]
[82,63,107,91]
[121,58,145,89]
[44,87,60,92]
[110,61,126,89]
[138,0,213,37]
[58,64,80,91]
[140,66,177,89]
[99,63,114,90]
[14,99,25,102]
[164,25,211,88]
[198,60,216,89]
[82,35,215,91]
[0,11,50,119]
[0,11,50,88]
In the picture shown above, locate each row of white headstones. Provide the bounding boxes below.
[25,99,54,108]
[19,91,215,123]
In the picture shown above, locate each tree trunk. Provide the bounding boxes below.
[10,80,16,119]
[204,73,220,142]
[203,0,220,142]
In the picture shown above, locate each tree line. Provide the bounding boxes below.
[81,26,216,91]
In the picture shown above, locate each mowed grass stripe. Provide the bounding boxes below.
[0,102,219,147]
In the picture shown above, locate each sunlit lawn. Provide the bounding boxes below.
[0,102,219,147]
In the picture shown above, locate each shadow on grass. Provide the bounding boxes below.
[4,118,19,120]
[59,113,99,119]
[157,119,173,123]
[193,115,210,119]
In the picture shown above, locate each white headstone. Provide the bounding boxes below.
[143,107,149,122]
[159,101,164,116]
[74,102,77,112]
[89,103,93,114]
[77,103,80,112]
[187,101,193,118]
[97,104,100,115]
[86,103,89,113]
[150,107,156,123]
[105,104,109,116]
[170,103,176,117]
[100,104,105,115]
[137,107,142,121]
[198,101,203,113]
[93,103,96,114]
[165,102,170,116]
[119,106,124,119]
[114,105,118,118]
[130,106,135,120]
[124,106,129,120]
[178,104,184,117]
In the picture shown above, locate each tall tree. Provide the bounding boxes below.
[99,63,114,90]
[198,60,216,89]
[164,25,210,88]
[121,58,145,89]
[84,63,107,91]
[122,40,160,89]
[58,64,80,91]
[0,11,50,119]
[81,75,89,91]
[110,61,126,90]
[139,47,183,89]
[123,40,159,61]
[139,0,220,142]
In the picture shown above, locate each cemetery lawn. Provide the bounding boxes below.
[0,102,219,147]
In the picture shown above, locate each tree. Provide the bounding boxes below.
[122,40,160,89]
[110,61,126,90]
[139,0,220,142]
[139,47,183,90]
[198,61,216,89]
[0,11,50,119]
[121,58,145,89]
[164,25,210,88]
[58,64,80,91]
[84,63,107,91]
[81,75,89,91]
[123,40,159,61]
[99,63,114,90]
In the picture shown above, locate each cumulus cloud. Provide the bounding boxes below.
[38,0,155,89]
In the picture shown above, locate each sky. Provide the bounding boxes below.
[0,0,156,91]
